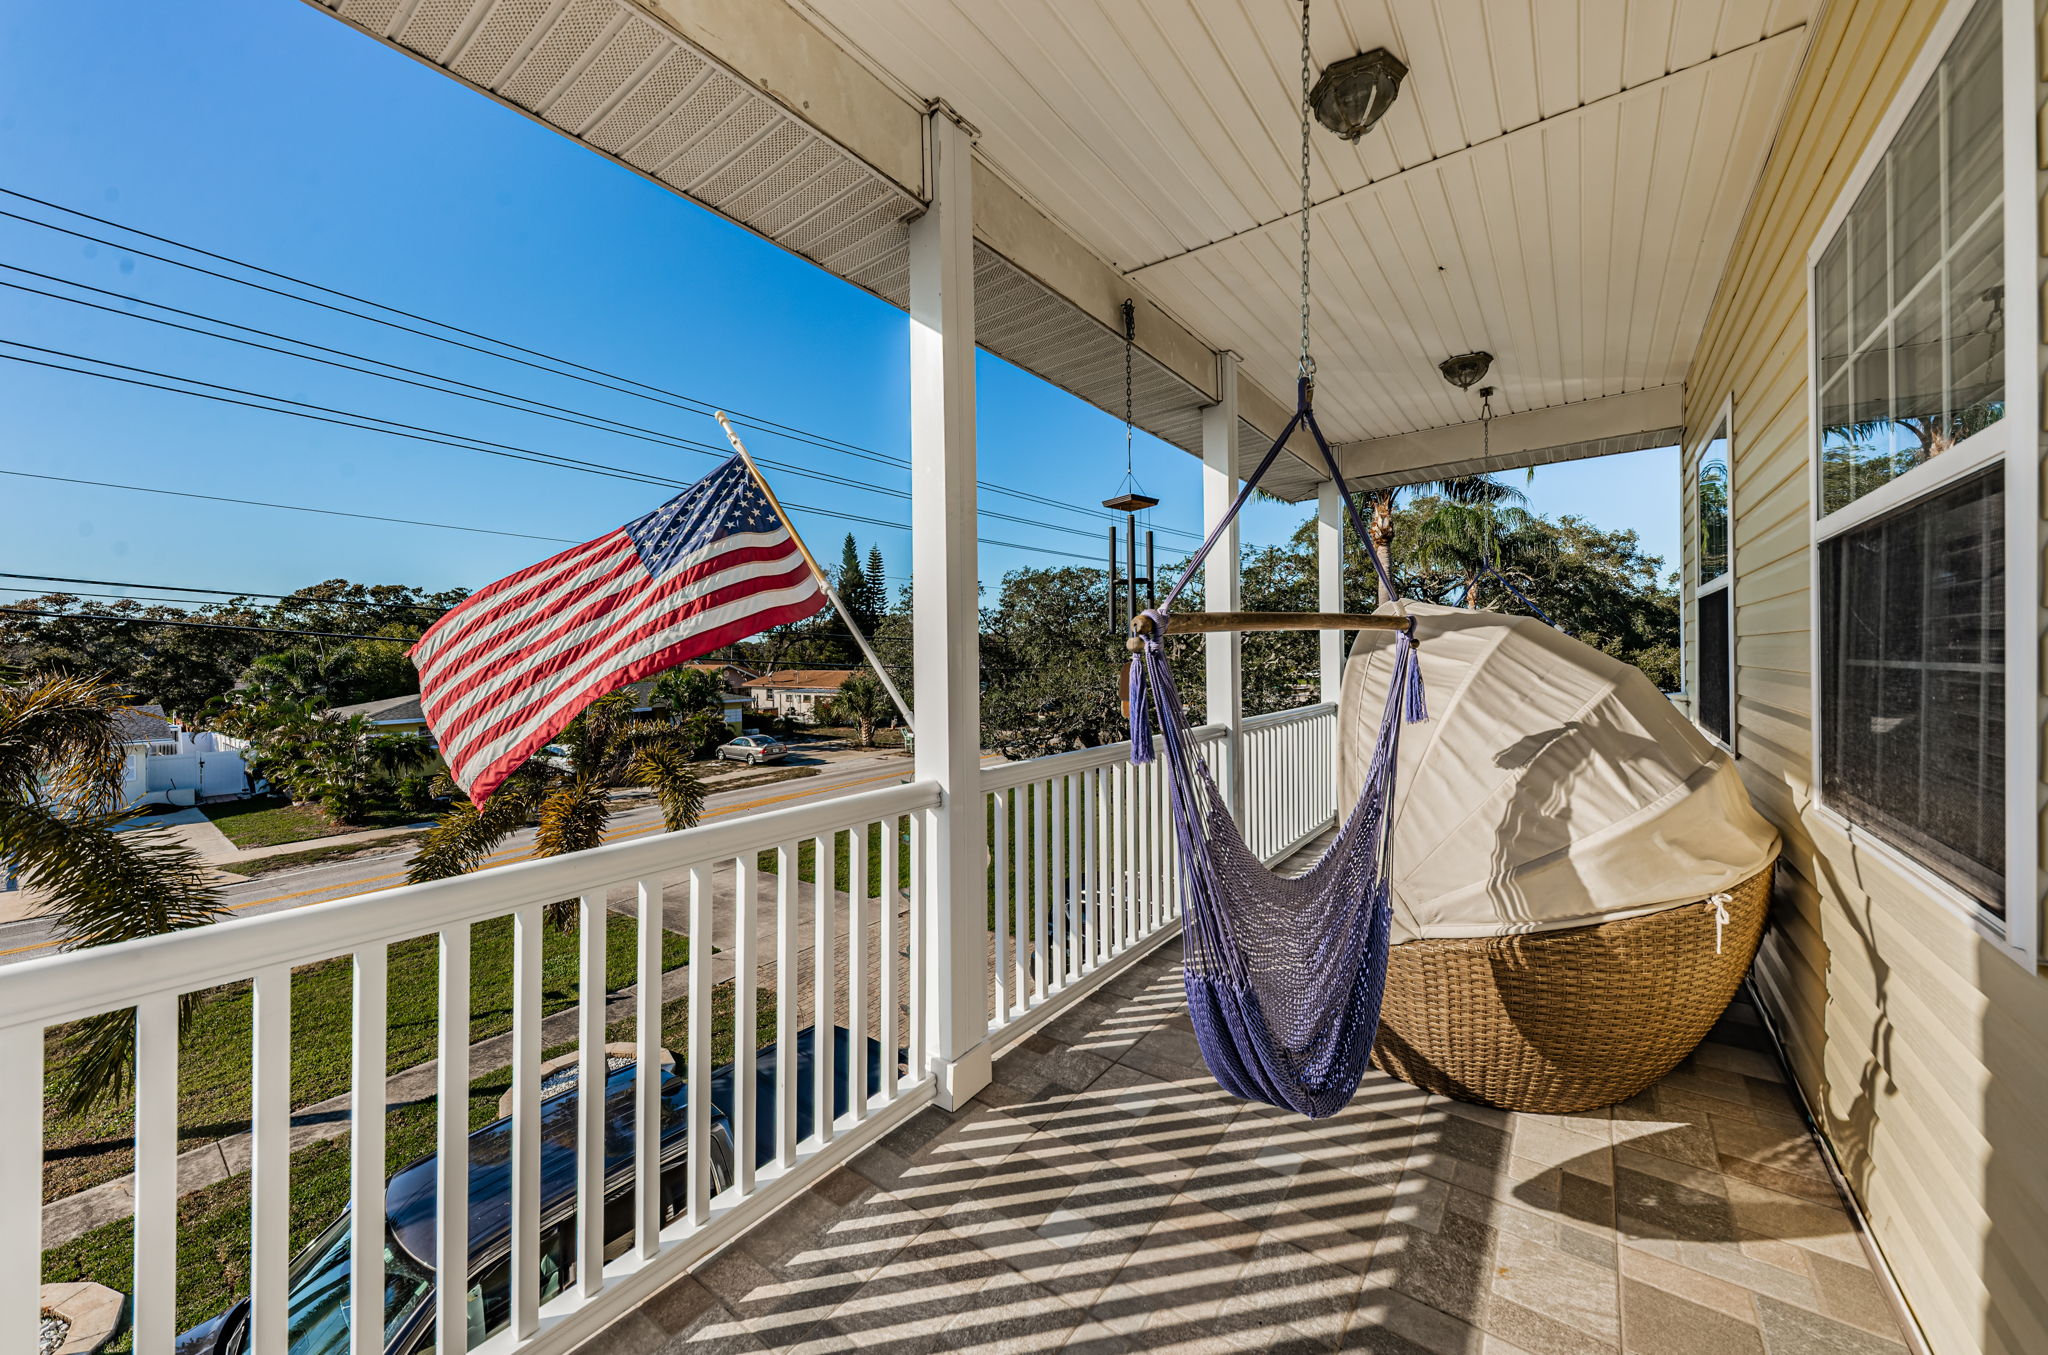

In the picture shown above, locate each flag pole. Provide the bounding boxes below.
[714,411,916,736]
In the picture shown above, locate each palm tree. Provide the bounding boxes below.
[406,693,706,925]
[1400,500,1543,608]
[0,671,225,1112]
[1358,475,1526,600]
[830,671,892,747]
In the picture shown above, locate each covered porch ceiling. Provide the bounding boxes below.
[308,0,1810,500]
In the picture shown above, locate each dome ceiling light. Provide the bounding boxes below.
[1309,48,1408,142]
[1439,351,1494,390]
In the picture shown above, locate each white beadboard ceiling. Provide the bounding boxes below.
[307,0,1811,496]
[799,0,1810,454]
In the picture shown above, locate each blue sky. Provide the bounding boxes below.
[0,0,1677,614]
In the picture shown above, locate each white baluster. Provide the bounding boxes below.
[849,827,868,1122]
[251,965,291,1352]
[776,842,799,1169]
[134,994,179,1355]
[688,864,714,1226]
[881,815,901,1102]
[813,832,834,1146]
[907,811,926,1084]
[0,1024,40,1355]
[991,787,1008,1024]
[349,948,386,1355]
[434,925,475,1341]
[635,877,663,1257]
[1034,781,1050,999]
[734,853,758,1197]
[512,905,542,1339]
[575,898,604,1299]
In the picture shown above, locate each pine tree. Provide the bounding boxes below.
[866,544,888,616]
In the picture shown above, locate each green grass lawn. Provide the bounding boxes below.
[201,796,424,848]
[42,979,777,1347]
[756,819,912,898]
[215,830,432,877]
[42,908,689,1201]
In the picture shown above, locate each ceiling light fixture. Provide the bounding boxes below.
[1310,48,1408,142]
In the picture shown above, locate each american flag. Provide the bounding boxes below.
[412,455,825,801]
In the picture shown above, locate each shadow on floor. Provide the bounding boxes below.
[576,943,1909,1354]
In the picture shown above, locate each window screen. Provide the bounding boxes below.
[1699,451,1730,585]
[1814,0,2003,516]
[1696,589,1731,747]
[1820,466,2004,912]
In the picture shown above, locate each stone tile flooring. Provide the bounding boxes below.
[582,940,1912,1354]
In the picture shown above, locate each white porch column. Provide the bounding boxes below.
[1201,353,1243,812]
[1317,480,1345,704]
[909,105,991,1110]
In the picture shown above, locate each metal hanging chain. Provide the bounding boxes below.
[1122,297,1136,479]
[1297,0,1315,384]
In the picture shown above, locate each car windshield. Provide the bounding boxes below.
[282,1211,435,1355]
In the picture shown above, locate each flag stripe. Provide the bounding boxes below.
[451,589,826,799]
[433,555,816,756]
[413,455,832,803]
[449,574,823,787]
[421,533,799,725]
[412,532,625,662]
[414,536,640,676]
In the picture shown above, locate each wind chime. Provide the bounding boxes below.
[1103,298,1160,636]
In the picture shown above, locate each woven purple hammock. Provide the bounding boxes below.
[1127,379,1425,1119]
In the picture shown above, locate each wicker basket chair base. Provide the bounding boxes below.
[1370,867,1772,1114]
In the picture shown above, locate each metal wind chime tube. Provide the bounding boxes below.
[1103,298,1161,635]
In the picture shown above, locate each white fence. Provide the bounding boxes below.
[2,780,939,1355]
[1239,702,1340,863]
[4,705,1340,1354]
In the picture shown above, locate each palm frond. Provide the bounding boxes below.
[534,778,610,858]
[632,745,707,831]
[405,788,529,882]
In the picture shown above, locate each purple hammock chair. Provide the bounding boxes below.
[1127,378,1425,1119]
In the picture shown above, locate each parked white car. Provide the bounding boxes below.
[716,734,787,765]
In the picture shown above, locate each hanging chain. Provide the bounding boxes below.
[1121,297,1136,478]
[1297,0,1315,383]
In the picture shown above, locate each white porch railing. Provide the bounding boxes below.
[2,780,939,1355]
[980,702,1338,1043]
[1240,702,1340,863]
[4,702,1340,1355]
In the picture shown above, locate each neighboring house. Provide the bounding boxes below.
[116,704,250,807]
[327,692,431,740]
[745,669,856,723]
[618,665,755,729]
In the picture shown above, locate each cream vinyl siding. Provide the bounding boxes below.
[1681,3,2048,1353]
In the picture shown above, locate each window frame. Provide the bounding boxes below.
[1688,395,1737,754]
[1802,0,2040,967]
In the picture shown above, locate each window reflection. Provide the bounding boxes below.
[1814,0,2002,518]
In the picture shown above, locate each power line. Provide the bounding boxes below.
[0,469,578,544]
[1,189,1202,541]
[0,344,1101,565]
[0,607,404,643]
[0,572,444,607]
[0,269,1113,542]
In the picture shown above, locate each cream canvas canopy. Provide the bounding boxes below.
[1336,603,1778,946]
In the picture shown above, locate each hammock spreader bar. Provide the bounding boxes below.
[1125,379,1425,1117]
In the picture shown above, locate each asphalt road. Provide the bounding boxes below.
[0,751,934,968]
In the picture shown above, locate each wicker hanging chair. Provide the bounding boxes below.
[1337,604,1781,1114]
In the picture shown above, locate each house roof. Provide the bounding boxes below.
[748,669,858,693]
[113,704,176,743]
[328,693,425,723]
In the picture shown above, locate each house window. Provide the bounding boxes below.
[1813,0,2002,517]
[1692,411,1734,748]
[1809,0,2011,923]
[1819,466,2004,912]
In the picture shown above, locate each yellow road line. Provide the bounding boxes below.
[0,767,911,960]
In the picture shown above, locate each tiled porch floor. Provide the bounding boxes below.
[585,940,1912,1355]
